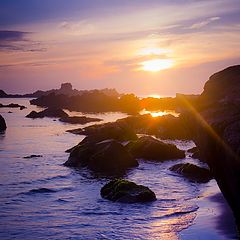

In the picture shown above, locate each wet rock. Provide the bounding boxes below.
[126,136,185,161]
[0,114,7,131]
[101,179,156,203]
[26,108,68,119]
[23,154,43,159]
[169,163,212,183]
[64,140,138,175]
[67,121,138,142]
[59,116,102,124]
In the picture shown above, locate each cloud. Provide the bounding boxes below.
[0,30,46,52]
[189,16,220,29]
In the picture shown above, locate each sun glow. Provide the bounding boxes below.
[141,59,174,72]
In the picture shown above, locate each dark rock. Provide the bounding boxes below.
[185,65,240,227]
[101,179,156,203]
[59,116,102,124]
[67,121,138,142]
[26,108,68,119]
[169,163,212,183]
[64,140,138,175]
[0,103,26,110]
[0,114,7,131]
[23,154,43,159]
[187,146,202,160]
[126,136,185,161]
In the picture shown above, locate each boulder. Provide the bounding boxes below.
[126,136,185,161]
[0,114,7,131]
[59,116,102,124]
[169,163,212,183]
[67,121,138,142]
[23,154,43,159]
[26,108,68,119]
[185,65,240,227]
[64,140,138,175]
[101,179,156,203]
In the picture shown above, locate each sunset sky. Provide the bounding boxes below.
[0,0,239,96]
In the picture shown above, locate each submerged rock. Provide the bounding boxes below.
[26,108,68,119]
[0,103,26,110]
[64,140,138,175]
[101,179,156,203]
[169,163,212,183]
[23,154,43,159]
[126,136,185,161]
[59,116,102,124]
[0,114,7,131]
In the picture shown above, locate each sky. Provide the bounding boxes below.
[0,0,239,96]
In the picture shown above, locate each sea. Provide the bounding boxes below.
[0,98,238,240]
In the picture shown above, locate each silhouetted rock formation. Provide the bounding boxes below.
[0,83,120,99]
[101,179,156,203]
[169,163,212,183]
[0,114,7,131]
[26,108,68,119]
[185,65,240,228]
[67,121,138,142]
[64,140,138,175]
[68,114,191,140]
[126,136,185,161]
[0,103,26,110]
[59,116,102,124]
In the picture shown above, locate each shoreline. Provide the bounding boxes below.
[180,180,238,240]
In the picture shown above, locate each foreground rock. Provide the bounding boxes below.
[101,179,156,203]
[0,114,7,131]
[169,163,212,183]
[64,140,138,175]
[185,65,240,227]
[67,121,138,143]
[26,108,68,119]
[59,116,102,124]
[127,136,185,161]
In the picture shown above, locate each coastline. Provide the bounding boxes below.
[180,180,238,240]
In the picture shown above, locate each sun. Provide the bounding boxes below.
[141,59,174,72]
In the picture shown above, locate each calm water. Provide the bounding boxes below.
[0,99,237,240]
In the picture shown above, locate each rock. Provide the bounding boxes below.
[169,163,212,183]
[23,154,43,159]
[0,114,7,131]
[0,103,26,110]
[185,65,240,227]
[187,146,202,160]
[100,179,156,203]
[64,140,138,175]
[26,108,68,119]
[59,116,102,124]
[126,136,185,161]
[67,121,138,142]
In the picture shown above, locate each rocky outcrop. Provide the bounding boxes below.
[100,179,156,203]
[59,116,102,124]
[185,65,240,227]
[126,136,185,161]
[67,121,138,142]
[68,114,191,140]
[26,108,68,119]
[169,163,212,183]
[64,140,138,175]
[0,114,7,131]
